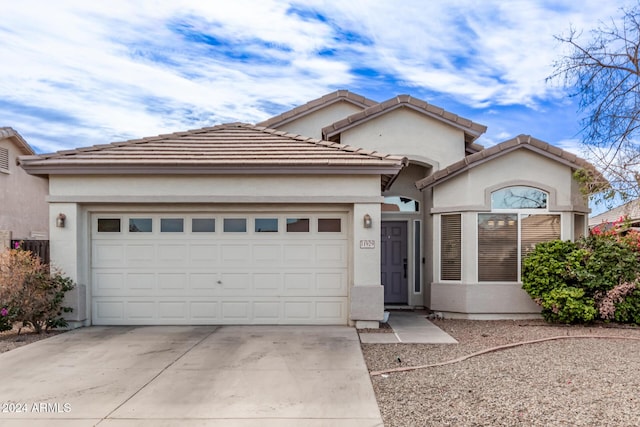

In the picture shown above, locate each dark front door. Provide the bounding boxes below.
[381,221,408,304]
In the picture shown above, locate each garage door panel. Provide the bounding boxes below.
[158,273,187,290]
[94,272,125,292]
[94,301,124,321]
[92,296,349,325]
[190,273,219,290]
[158,301,187,320]
[220,273,251,291]
[127,273,156,291]
[317,273,348,293]
[93,244,125,267]
[127,301,155,319]
[316,244,346,262]
[253,244,281,263]
[158,244,188,266]
[92,212,349,325]
[222,245,250,262]
[189,244,219,264]
[253,273,281,291]
[284,244,313,263]
[126,245,155,266]
[222,301,250,320]
[252,302,280,323]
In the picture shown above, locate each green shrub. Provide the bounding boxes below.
[522,217,640,324]
[538,287,597,324]
[613,289,640,324]
[521,240,588,298]
[581,235,640,292]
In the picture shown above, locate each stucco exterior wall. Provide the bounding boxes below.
[0,138,48,239]
[48,173,386,327]
[429,149,589,318]
[432,149,585,212]
[49,174,382,201]
[338,108,467,169]
[271,102,365,140]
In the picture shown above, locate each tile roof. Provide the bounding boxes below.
[19,123,407,188]
[256,90,378,129]
[322,95,487,144]
[415,134,604,190]
[0,127,35,155]
[589,199,640,226]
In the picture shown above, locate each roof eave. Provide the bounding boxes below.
[1,128,36,155]
[19,163,405,177]
[415,143,604,191]
[322,102,487,141]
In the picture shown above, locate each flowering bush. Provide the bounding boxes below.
[0,248,74,334]
[522,215,640,324]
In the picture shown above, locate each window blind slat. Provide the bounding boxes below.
[478,214,518,281]
[441,214,461,281]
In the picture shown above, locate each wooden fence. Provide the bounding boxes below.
[11,240,50,264]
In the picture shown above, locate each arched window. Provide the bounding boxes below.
[491,186,547,209]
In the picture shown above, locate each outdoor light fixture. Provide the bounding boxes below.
[56,213,66,228]
[363,214,372,228]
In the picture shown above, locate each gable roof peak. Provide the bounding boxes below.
[256,90,378,129]
[322,94,487,143]
[415,134,603,190]
[0,126,36,155]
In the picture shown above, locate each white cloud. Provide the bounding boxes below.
[0,0,637,152]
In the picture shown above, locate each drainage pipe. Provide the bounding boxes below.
[369,335,640,377]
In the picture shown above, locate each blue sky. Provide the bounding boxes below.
[0,0,636,156]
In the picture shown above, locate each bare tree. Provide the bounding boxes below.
[550,4,640,201]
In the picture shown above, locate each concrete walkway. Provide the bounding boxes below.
[359,311,458,344]
[0,326,383,426]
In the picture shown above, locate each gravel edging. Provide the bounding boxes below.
[362,319,640,426]
[0,326,65,354]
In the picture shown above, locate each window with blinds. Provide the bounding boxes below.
[478,213,518,282]
[0,147,8,172]
[521,214,561,261]
[441,214,462,280]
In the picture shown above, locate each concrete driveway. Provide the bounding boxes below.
[0,326,382,426]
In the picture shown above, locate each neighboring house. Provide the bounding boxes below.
[0,127,48,249]
[19,90,600,327]
[589,199,640,230]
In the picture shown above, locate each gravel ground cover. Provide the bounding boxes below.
[0,325,64,354]
[362,319,640,426]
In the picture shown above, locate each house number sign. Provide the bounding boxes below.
[360,240,375,249]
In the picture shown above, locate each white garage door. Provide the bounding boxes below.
[91,212,348,325]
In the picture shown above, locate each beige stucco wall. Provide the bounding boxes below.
[0,138,48,239]
[271,101,365,140]
[432,149,588,212]
[47,173,386,327]
[429,148,590,318]
[49,174,382,201]
[338,107,467,169]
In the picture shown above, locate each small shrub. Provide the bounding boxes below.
[522,215,640,324]
[521,240,588,298]
[538,287,597,324]
[0,249,74,333]
[0,306,14,332]
[613,289,640,324]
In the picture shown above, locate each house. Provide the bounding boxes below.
[18,90,599,327]
[0,127,48,249]
[589,199,640,230]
